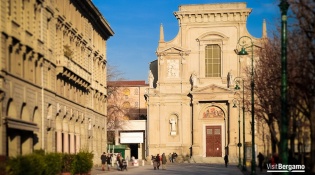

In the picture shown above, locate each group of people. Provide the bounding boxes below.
[100,152,112,171]
[101,152,127,171]
[151,153,167,170]
[168,152,178,163]
[116,153,127,171]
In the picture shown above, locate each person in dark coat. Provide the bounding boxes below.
[101,152,107,171]
[171,152,178,163]
[106,154,111,171]
[224,154,229,167]
[156,154,161,170]
[257,152,265,172]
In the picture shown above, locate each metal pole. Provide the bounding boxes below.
[279,1,289,174]
[242,80,246,171]
[238,105,241,167]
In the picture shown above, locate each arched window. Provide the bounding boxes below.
[122,102,130,108]
[123,88,130,96]
[205,44,221,77]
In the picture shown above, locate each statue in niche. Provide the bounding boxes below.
[148,70,154,88]
[191,72,197,87]
[169,118,177,135]
[227,71,233,88]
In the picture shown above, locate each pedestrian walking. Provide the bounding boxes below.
[152,155,158,170]
[101,152,107,171]
[224,154,229,167]
[116,153,122,170]
[257,152,265,172]
[168,153,172,162]
[156,154,161,170]
[161,153,167,170]
[172,152,177,163]
[106,154,111,171]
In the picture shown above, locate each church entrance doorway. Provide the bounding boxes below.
[206,125,222,157]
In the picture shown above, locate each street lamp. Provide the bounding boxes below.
[234,77,246,171]
[279,0,289,171]
[232,98,242,168]
[236,36,255,175]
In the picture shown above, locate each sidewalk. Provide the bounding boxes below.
[90,162,271,175]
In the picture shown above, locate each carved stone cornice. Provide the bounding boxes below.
[174,3,251,24]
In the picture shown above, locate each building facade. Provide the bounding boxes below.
[0,0,113,164]
[107,81,148,160]
[146,2,270,163]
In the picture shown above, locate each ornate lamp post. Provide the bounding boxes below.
[232,98,242,168]
[234,77,246,171]
[279,1,289,172]
[236,36,255,175]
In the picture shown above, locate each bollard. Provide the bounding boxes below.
[142,160,144,166]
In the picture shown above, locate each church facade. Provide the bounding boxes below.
[146,2,270,163]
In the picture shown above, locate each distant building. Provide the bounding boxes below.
[108,81,148,120]
[0,0,113,164]
[107,81,148,160]
[146,2,269,163]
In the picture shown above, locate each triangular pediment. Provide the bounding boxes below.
[196,31,229,42]
[191,84,232,94]
[157,45,190,55]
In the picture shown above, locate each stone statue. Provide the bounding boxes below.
[169,118,177,132]
[191,72,197,87]
[148,70,154,88]
[227,71,233,88]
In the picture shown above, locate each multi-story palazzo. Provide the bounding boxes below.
[146,2,270,163]
[0,0,113,164]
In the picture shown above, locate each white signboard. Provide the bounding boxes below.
[120,132,143,143]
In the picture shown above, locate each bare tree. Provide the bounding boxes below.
[106,65,141,144]
[253,37,282,154]
[251,1,315,171]
[287,1,315,172]
[106,65,126,144]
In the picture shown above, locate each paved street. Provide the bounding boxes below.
[90,163,253,175]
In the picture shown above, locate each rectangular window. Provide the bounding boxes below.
[207,129,212,135]
[205,45,221,77]
[214,129,221,135]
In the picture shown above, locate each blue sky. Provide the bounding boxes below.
[93,0,280,82]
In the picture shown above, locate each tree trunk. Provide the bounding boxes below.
[290,116,296,157]
[269,123,279,154]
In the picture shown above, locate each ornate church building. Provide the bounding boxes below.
[146,2,269,163]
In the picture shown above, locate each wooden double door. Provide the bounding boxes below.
[206,126,222,157]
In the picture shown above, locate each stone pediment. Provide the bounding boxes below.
[191,84,232,94]
[196,31,229,42]
[157,45,190,56]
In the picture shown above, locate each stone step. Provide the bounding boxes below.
[190,156,240,164]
